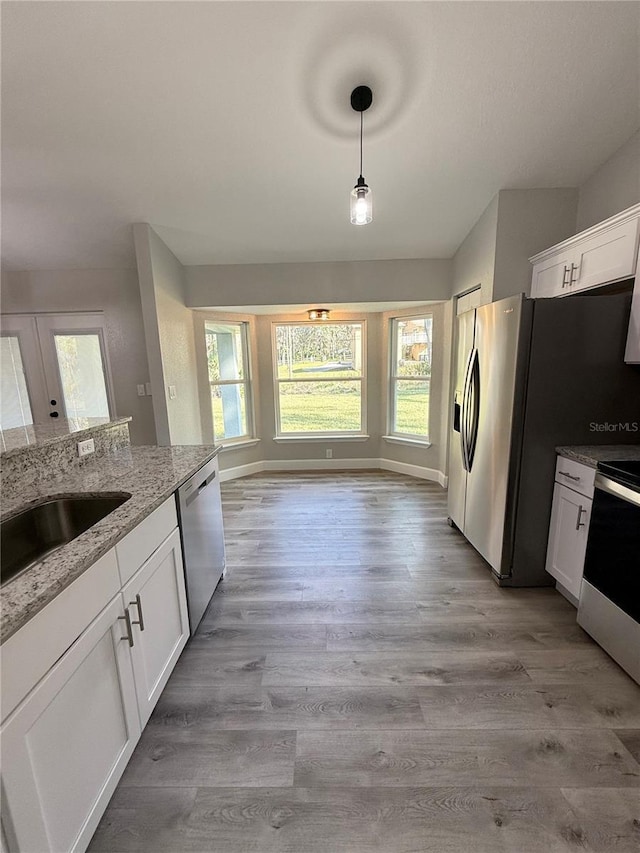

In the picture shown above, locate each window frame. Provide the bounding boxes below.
[387,313,433,444]
[271,319,367,439]
[195,314,256,447]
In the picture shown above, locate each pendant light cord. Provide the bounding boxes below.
[359,110,364,178]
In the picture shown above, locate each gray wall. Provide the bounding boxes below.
[492,188,578,301]
[576,129,640,231]
[134,224,202,445]
[185,258,452,307]
[451,195,499,304]
[0,268,156,446]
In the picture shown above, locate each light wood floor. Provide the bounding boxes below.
[90,471,640,853]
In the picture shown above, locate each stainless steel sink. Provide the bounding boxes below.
[1,494,130,586]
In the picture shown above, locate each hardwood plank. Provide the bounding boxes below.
[326,622,593,652]
[120,729,296,788]
[262,651,532,687]
[561,788,640,852]
[519,648,636,685]
[302,578,497,601]
[294,729,640,788]
[148,685,427,730]
[192,625,327,651]
[613,730,640,763]
[167,649,266,687]
[205,599,423,626]
[89,786,601,853]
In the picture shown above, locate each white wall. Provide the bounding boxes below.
[185,258,452,308]
[0,268,156,445]
[576,129,640,231]
[134,224,202,445]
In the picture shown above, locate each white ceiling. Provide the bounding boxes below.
[2,1,639,271]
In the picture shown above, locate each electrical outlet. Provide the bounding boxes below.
[145,382,152,396]
[77,438,95,457]
[137,384,146,397]
[326,449,333,459]
[168,385,177,399]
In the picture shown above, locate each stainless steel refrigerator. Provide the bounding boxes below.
[448,290,640,586]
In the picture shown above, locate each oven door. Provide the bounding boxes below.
[582,474,640,623]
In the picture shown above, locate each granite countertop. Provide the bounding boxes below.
[1,444,221,643]
[0,416,132,457]
[556,444,640,468]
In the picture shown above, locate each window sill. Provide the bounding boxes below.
[273,434,371,443]
[382,435,431,449]
[219,438,261,451]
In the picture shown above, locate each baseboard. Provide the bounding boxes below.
[379,457,447,486]
[263,458,379,472]
[218,460,265,482]
[220,456,447,486]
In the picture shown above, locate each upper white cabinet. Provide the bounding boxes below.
[530,204,640,299]
[529,203,640,364]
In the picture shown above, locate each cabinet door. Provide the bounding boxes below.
[530,251,574,298]
[571,217,640,294]
[122,528,189,727]
[545,483,592,599]
[1,597,140,853]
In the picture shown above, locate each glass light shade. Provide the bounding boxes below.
[308,308,330,321]
[350,182,373,225]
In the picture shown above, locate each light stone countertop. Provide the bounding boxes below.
[0,416,132,456]
[556,444,640,468]
[1,444,220,643]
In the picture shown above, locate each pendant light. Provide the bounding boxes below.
[350,85,373,226]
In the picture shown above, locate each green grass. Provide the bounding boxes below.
[212,388,429,436]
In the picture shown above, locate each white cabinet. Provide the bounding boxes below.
[530,204,640,299]
[1,497,190,853]
[122,528,189,727]
[545,458,594,602]
[1,596,141,853]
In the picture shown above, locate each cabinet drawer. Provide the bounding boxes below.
[116,496,177,585]
[554,457,595,498]
[1,548,120,722]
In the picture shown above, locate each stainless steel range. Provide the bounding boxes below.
[578,459,640,685]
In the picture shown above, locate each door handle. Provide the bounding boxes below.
[558,470,580,481]
[118,609,134,647]
[576,506,587,530]
[461,349,474,472]
[466,349,480,471]
[561,265,570,288]
[570,263,579,285]
[129,594,145,632]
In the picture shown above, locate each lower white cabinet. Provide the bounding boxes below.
[545,481,592,600]
[123,528,189,727]
[1,596,141,853]
[1,500,190,853]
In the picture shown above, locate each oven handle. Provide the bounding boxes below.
[595,473,640,507]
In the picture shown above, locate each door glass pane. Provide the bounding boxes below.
[394,379,430,438]
[54,334,110,419]
[211,382,247,440]
[0,336,34,429]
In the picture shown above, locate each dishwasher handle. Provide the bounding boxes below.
[184,469,217,508]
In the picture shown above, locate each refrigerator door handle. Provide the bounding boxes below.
[466,348,480,471]
[461,347,474,472]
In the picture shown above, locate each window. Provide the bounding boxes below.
[273,322,365,435]
[205,321,252,441]
[389,315,432,441]
[0,335,34,429]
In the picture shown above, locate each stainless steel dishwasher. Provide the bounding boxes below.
[176,454,226,635]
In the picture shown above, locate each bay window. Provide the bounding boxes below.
[388,315,432,441]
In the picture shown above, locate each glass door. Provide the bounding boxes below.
[0,313,115,427]
[35,315,115,421]
[0,315,49,428]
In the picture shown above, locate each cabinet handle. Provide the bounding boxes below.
[129,594,145,632]
[576,506,587,530]
[570,262,579,284]
[561,265,570,288]
[118,609,134,647]
[558,470,580,481]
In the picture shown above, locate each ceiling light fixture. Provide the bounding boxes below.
[350,85,373,226]
[308,308,330,321]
